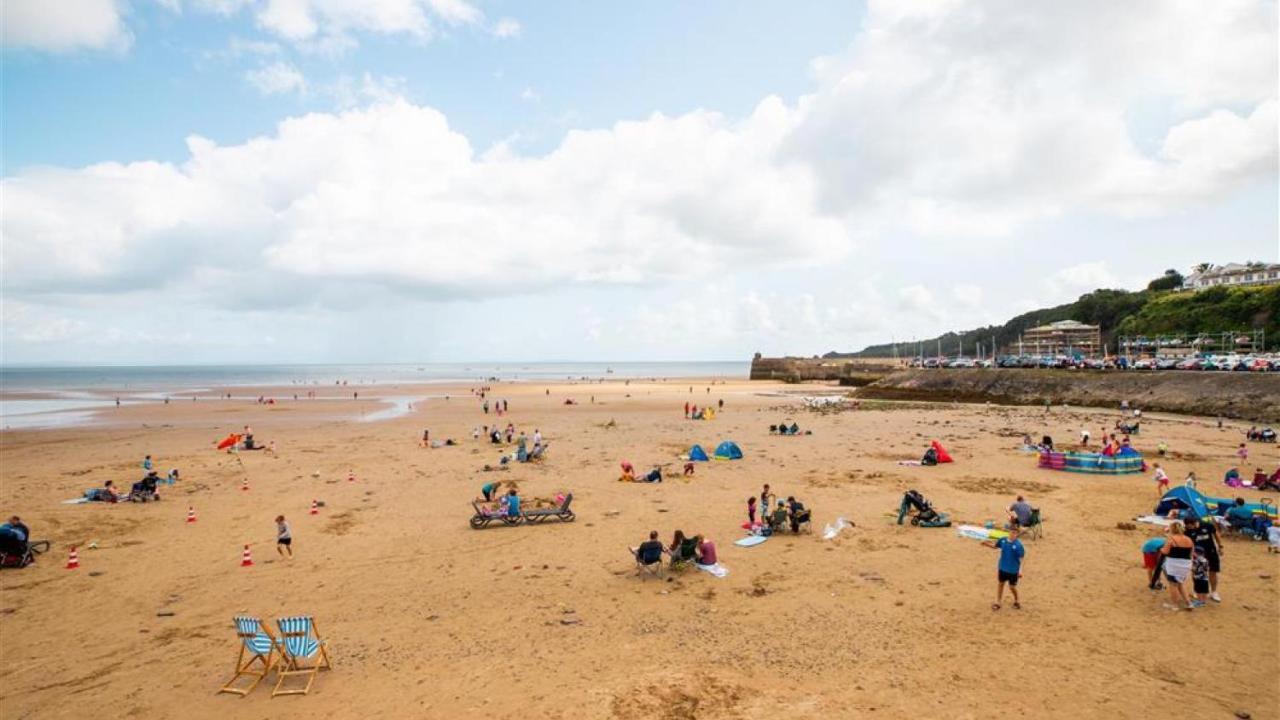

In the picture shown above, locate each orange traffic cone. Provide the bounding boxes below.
[347,470,355,483]
[309,499,319,515]
[240,545,254,567]
[186,507,197,523]
[65,547,80,570]
[241,478,250,492]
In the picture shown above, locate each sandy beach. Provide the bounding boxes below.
[1,379,1277,719]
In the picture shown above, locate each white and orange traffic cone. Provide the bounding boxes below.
[241,478,250,492]
[240,545,254,567]
[309,499,319,515]
[186,506,197,523]
[65,547,80,570]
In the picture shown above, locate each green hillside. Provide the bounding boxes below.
[842,278,1279,358]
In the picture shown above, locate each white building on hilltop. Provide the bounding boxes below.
[1182,262,1280,290]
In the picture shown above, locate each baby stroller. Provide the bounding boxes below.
[897,490,951,527]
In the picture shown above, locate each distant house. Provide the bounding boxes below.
[1019,320,1102,356]
[1182,263,1280,290]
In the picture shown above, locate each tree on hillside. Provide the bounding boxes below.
[1193,262,1212,273]
[1147,269,1184,291]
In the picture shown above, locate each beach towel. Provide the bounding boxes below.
[956,525,1010,541]
[1134,515,1176,527]
[62,498,89,505]
[696,563,729,578]
[734,536,768,547]
[897,460,923,466]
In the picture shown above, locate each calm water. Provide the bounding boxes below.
[0,362,748,429]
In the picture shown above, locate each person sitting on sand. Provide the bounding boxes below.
[631,531,666,569]
[91,480,120,502]
[1251,468,1267,488]
[643,466,663,483]
[1259,467,1280,492]
[696,537,717,565]
[1223,467,1242,487]
[1157,440,1168,456]
[669,530,701,566]
[1040,435,1054,451]
[788,422,800,435]
[982,525,1025,610]
[1224,498,1254,531]
[619,462,636,482]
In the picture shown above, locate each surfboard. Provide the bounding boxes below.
[734,535,768,547]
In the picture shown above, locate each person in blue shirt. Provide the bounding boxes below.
[504,488,521,518]
[983,525,1025,610]
[142,455,153,472]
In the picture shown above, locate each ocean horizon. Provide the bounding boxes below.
[0,362,750,429]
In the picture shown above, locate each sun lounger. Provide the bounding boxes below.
[522,493,575,524]
[272,616,331,697]
[219,616,281,696]
[469,500,524,529]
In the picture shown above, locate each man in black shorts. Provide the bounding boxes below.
[1183,514,1222,602]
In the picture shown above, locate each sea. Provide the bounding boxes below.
[0,362,749,430]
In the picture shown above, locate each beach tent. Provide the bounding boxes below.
[713,441,743,460]
[1154,486,1213,518]
[930,440,954,463]
[688,445,710,462]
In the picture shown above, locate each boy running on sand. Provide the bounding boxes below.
[276,515,293,558]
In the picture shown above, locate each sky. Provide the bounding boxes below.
[1,0,1277,365]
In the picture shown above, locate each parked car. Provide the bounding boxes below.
[1176,358,1202,370]
[1155,358,1178,370]
[1133,359,1155,370]
[1250,358,1273,372]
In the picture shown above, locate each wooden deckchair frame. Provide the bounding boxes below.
[272,617,332,697]
[219,618,280,696]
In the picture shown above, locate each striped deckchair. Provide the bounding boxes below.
[272,616,332,697]
[219,616,280,696]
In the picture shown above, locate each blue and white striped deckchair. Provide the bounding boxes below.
[218,616,280,696]
[272,616,331,696]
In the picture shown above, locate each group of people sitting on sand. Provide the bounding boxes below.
[745,484,812,534]
[83,456,181,503]
[630,529,717,570]
[1223,465,1280,491]
[476,425,547,463]
[768,420,807,435]
[1245,426,1277,443]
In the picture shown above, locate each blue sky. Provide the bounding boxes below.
[1,0,1277,364]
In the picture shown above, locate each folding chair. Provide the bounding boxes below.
[272,616,332,697]
[219,616,281,696]
[1025,508,1044,540]
[632,545,664,579]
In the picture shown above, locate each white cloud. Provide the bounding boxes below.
[245,61,307,95]
[245,0,483,48]
[1049,262,1124,296]
[493,17,521,38]
[2,97,846,306]
[1,0,131,53]
[787,0,1277,235]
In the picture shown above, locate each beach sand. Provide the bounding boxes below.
[1,379,1276,719]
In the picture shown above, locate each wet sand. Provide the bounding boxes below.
[0,379,1276,719]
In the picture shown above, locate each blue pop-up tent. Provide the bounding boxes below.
[713,441,743,460]
[1154,486,1213,518]
[688,444,709,462]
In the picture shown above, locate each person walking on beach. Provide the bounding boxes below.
[684,402,690,418]
[983,525,1024,610]
[1080,429,1091,447]
[483,400,489,415]
[276,515,293,558]
[142,455,153,472]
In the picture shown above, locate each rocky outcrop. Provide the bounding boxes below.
[858,368,1280,422]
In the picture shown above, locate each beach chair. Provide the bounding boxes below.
[669,536,701,569]
[219,616,281,696]
[633,544,664,579]
[522,494,576,524]
[1025,508,1044,540]
[272,616,331,697]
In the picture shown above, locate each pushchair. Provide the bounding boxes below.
[0,530,49,569]
[897,490,951,527]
